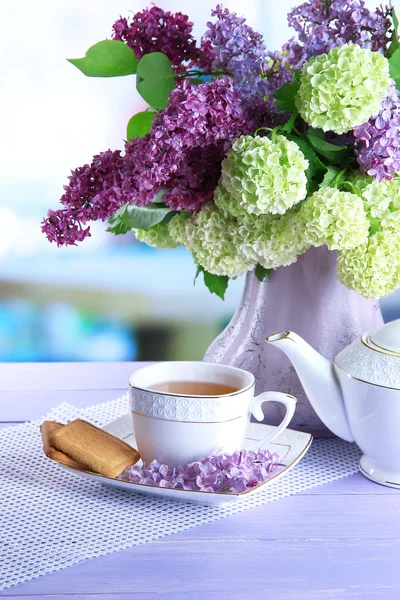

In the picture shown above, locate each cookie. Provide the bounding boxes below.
[49,419,140,478]
[40,421,86,470]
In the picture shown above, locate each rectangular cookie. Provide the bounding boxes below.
[49,419,140,478]
[40,421,87,470]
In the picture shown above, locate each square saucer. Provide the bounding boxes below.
[58,414,312,505]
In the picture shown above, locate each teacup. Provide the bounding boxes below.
[129,361,296,467]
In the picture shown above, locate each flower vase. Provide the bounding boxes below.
[204,246,384,436]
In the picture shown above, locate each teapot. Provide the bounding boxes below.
[266,320,400,488]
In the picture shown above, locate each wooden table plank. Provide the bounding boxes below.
[1,535,398,599]
[0,362,146,391]
[0,595,395,600]
[0,389,129,421]
[0,363,146,421]
[1,362,400,599]
[1,473,398,598]
[302,473,398,495]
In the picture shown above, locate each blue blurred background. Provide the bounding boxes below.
[0,0,399,362]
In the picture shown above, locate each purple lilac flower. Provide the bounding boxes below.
[355,81,400,182]
[202,6,291,126]
[122,76,252,211]
[283,0,393,71]
[120,448,283,494]
[262,50,293,96]
[41,150,125,247]
[112,6,214,70]
[202,4,269,98]
[43,77,251,245]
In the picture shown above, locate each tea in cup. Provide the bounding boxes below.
[129,362,296,467]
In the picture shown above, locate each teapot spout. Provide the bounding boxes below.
[266,331,354,442]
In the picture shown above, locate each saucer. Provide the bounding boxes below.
[58,414,312,505]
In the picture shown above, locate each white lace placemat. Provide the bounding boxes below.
[0,394,361,590]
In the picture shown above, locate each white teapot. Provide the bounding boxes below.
[266,319,400,487]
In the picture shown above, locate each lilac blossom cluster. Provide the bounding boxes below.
[120,448,283,494]
[112,6,214,70]
[41,150,125,246]
[355,81,400,181]
[122,76,251,212]
[43,1,400,256]
[203,5,292,126]
[283,0,392,71]
[202,4,268,98]
[42,77,251,245]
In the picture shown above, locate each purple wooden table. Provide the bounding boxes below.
[1,362,399,600]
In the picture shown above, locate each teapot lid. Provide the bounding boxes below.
[369,319,400,355]
[335,319,400,389]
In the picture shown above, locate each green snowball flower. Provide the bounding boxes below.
[238,210,310,270]
[296,43,390,134]
[221,134,308,216]
[382,211,400,230]
[297,187,369,250]
[360,177,400,221]
[337,230,400,298]
[345,171,373,195]
[168,211,190,245]
[134,222,178,249]
[179,203,254,277]
[214,182,244,218]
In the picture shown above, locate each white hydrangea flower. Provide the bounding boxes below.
[337,230,400,298]
[346,170,373,195]
[213,182,243,218]
[134,222,179,249]
[296,43,390,134]
[360,177,400,220]
[168,211,190,245]
[175,203,254,277]
[297,187,369,250]
[238,209,310,270]
[221,134,308,216]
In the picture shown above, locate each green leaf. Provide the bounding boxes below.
[369,217,381,235]
[136,52,175,109]
[107,202,173,234]
[254,264,271,282]
[287,135,319,176]
[305,179,320,196]
[203,271,229,300]
[107,213,132,235]
[319,166,342,188]
[307,127,325,140]
[280,110,298,134]
[273,75,301,112]
[387,7,399,58]
[67,40,138,77]
[194,265,229,300]
[306,133,353,164]
[193,264,203,285]
[287,134,326,188]
[126,111,155,140]
[389,48,400,89]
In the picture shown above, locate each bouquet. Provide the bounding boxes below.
[43,1,400,300]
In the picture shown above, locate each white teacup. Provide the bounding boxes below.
[129,361,296,467]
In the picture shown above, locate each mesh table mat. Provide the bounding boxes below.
[0,394,361,590]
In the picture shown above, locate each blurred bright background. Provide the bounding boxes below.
[0,0,399,362]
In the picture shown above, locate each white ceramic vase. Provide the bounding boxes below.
[204,246,384,436]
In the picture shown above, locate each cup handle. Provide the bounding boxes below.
[249,392,297,443]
